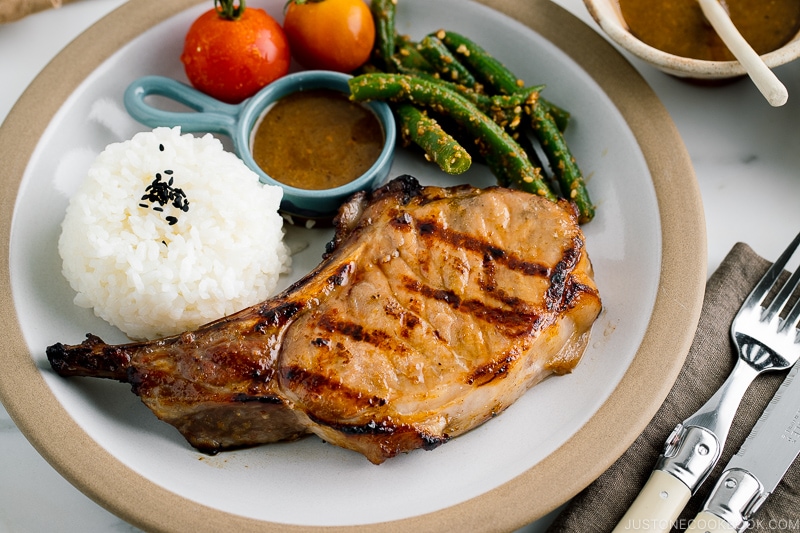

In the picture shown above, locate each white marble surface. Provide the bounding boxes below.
[2,0,800,531]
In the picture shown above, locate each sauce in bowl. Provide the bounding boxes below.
[251,88,385,190]
[618,0,800,61]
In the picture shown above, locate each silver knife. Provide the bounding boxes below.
[613,233,800,533]
[685,361,800,533]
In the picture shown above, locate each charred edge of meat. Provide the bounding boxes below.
[545,236,585,311]
[375,174,425,206]
[256,301,303,328]
[46,334,131,380]
[325,175,425,257]
[325,262,353,289]
[268,262,354,317]
[309,414,449,452]
[327,191,367,257]
[194,443,222,456]
[232,393,283,404]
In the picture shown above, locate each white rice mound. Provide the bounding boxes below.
[59,127,291,340]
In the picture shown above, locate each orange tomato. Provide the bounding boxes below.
[283,0,376,73]
[181,3,291,104]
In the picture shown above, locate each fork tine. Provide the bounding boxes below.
[742,231,800,310]
[779,294,800,335]
[763,264,800,323]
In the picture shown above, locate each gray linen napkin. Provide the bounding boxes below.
[548,243,800,532]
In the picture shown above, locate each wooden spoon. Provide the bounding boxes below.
[698,0,788,106]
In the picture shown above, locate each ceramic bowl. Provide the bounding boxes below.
[124,70,397,222]
[582,0,800,79]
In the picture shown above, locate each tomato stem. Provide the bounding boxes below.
[215,0,245,20]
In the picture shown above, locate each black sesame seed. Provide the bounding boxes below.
[166,216,178,225]
[164,169,173,175]
[153,206,163,212]
[159,144,165,152]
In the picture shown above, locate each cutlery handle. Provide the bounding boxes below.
[685,511,736,532]
[612,470,691,532]
[688,468,764,533]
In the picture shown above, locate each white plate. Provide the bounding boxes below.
[0,0,706,531]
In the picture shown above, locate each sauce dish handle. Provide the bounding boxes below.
[124,75,242,137]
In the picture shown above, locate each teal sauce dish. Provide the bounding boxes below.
[124,71,397,222]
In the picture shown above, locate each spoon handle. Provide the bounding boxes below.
[698,0,788,107]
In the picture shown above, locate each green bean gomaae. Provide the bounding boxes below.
[357,3,596,223]
[350,74,554,200]
[396,103,472,175]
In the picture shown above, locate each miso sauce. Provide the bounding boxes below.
[251,89,384,190]
[618,0,800,61]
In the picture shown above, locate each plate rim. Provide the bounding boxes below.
[0,0,707,531]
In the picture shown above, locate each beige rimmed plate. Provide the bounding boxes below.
[0,0,706,531]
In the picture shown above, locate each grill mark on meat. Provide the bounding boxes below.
[545,236,585,311]
[283,365,388,409]
[383,300,422,338]
[482,285,528,310]
[254,263,354,333]
[401,275,542,337]
[415,217,550,277]
[478,258,532,310]
[316,312,410,357]
[468,350,520,386]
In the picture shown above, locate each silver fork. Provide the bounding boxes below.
[613,232,800,533]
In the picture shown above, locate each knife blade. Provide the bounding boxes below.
[686,361,800,533]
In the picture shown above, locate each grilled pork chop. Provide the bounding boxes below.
[47,175,602,464]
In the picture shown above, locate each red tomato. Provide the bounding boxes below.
[283,0,376,73]
[181,3,291,104]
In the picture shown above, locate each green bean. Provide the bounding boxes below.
[389,71,542,131]
[437,30,593,222]
[416,35,478,88]
[482,86,542,131]
[527,102,595,223]
[542,99,570,132]
[513,130,548,182]
[369,0,397,70]
[437,29,571,133]
[438,29,571,132]
[391,40,436,74]
[435,29,524,94]
[396,103,472,175]
[349,73,555,200]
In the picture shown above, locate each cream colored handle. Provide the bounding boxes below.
[685,511,737,532]
[612,470,692,532]
[698,0,788,106]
